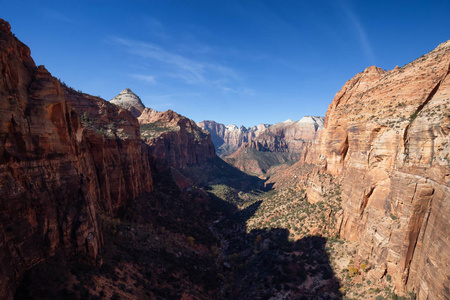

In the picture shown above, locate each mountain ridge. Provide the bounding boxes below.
[198,116,324,157]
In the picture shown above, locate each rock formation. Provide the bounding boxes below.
[0,19,217,299]
[224,117,324,175]
[0,19,153,299]
[139,108,216,171]
[304,41,450,299]
[1,15,449,300]
[197,120,269,156]
[110,88,145,117]
[251,116,324,152]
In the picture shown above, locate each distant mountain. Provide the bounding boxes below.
[197,120,269,156]
[110,88,145,117]
[222,116,324,175]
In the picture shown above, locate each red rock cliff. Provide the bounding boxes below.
[308,41,450,299]
[0,19,152,299]
[139,108,216,171]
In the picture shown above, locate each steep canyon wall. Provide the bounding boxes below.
[0,19,153,299]
[308,41,450,299]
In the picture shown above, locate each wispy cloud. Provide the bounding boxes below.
[108,37,239,86]
[341,4,375,64]
[129,74,156,84]
[141,92,203,110]
[221,87,255,96]
[42,9,74,24]
[143,17,170,40]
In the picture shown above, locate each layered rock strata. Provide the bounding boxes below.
[0,19,152,299]
[199,117,324,159]
[139,108,216,171]
[224,117,324,175]
[307,41,450,299]
[197,120,269,156]
[249,116,324,152]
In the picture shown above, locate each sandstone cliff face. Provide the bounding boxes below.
[251,117,324,152]
[307,41,450,299]
[197,120,269,156]
[0,19,152,299]
[140,108,216,171]
[224,117,324,175]
[110,88,145,117]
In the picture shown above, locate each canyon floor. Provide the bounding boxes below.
[14,158,414,300]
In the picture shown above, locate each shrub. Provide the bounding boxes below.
[409,111,418,122]
[360,262,367,271]
[348,266,359,277]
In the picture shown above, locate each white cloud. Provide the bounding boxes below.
[221,87,255,96]
[341,4,375,64]
[129,74,156,84]
[42,9,74,24]
[108,37,239,86]
[141,92,203,110]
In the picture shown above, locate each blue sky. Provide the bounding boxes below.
[2,0,449,127]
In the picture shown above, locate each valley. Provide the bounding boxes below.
[0,17,449,300]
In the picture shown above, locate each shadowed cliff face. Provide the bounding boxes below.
[0,19,152,299]
[13,158,343,299]
[305,42,450,299]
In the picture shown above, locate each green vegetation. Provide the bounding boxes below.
[140,122,173,132]
[409,110,419,122]
[140,122,179,139]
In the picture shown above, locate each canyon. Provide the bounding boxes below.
[199,116,324,176]
[197,120,270,156]
[0,17,449,300]
[0,19,218,299]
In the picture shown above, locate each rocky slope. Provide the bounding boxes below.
[110,88,145,117]
[0,19,153,299]
[224,117,324,175]
[139,108,216,172]
[302,41,450,299]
